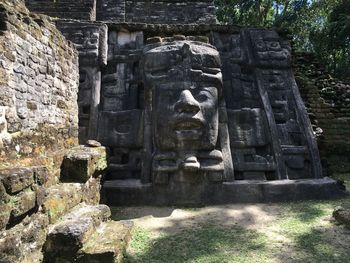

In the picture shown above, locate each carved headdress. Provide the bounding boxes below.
[143,38,223,95]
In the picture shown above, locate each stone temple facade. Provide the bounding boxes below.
[0,0,346,261]
[22,0,343,206]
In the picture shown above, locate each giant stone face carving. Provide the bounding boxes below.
[143,41,225,183]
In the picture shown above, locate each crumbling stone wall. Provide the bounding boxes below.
[0,5,113,263]
[0,0,79,172]
[96,0,125,22]
[125,0,217,24]
[56,20,108,143]
[26,0,217,24]
[294,53,350,174]
[25,0,96,21]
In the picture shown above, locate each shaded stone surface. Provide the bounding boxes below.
[294,53,350,175]
[25,0,96,20]
[53,20,343,204]
[104,177,345,205]
[26,0,217,24]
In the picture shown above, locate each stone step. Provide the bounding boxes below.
[103,179,152,206]
[104,179,150,189]
[44,203,111,262]
[61,145,107,183]
[76,220,134,263]
[42,183,84,224]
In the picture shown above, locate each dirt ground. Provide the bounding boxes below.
[113,204,282,236]
[112,203,350,262]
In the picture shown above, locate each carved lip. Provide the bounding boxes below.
[173,118,204,131]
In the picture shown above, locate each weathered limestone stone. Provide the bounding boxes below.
[82,177,102,205]
[0,181,10,203]
[32,166,50,186]
[0,0,79,172]
[26,0,97,21]
[44,204,111,261]
[0,223,24,263]
[143,40,228,187]
[42,183,83,223]
[0,204,11,230]
[86,140,102,147]
[125,0,217,24]
[11,189,37,218]
[0,213,49,263]
[333,207,350,226]
[77,220,134,263]
[21,213,49,250]
[98,28,340,205]
[0,168,34,194]
[26,0,217,24]
[61,146,107,183]
[294,53,350,174]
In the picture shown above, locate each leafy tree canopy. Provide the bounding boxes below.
[215,0,350,80]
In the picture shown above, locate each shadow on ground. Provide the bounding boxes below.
[124,222,270,263]
[110,177,350,263]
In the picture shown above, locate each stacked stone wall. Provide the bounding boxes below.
[0,0,79,172]
[125,0,217,24]
[294,53,350,174]
[25,0,96,21]
[26,0,217,24]
[0,5,112,262]
[96,0,125,22]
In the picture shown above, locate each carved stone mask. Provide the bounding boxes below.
[143,41,223,151]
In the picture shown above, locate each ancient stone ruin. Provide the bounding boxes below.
[0,0,346,261]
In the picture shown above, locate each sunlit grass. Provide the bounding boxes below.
[125,224,273,263]
[122,175,350,263]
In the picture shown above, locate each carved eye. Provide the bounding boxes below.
[196,92,209,102]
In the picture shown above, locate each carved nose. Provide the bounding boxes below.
[174,90,200,113]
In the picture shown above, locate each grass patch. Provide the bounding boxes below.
[122,175,350,263]
[125,224,272,263]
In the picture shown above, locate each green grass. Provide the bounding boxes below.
[125,224,272,263]
[123,175,350,263]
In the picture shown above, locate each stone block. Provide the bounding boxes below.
[32,166,50,186]
[0,212,49,263]
[42,183,83,223]
[0,204,11,230]
[98,110,143,148]
[44,204,111,261]
[20,213,49,250]
[0,223,24,263]
[0,181,10,203]
[61,146,107,183]
[77,220,134,263]
[0,168,34,194]
[11,189,37,218]
[333,207,350,226]
[82,177,102,205]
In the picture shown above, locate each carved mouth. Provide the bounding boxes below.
[174,118,203,131]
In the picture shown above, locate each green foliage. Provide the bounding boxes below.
[215,0,310,27]
[311,0,350,80]
[214,0,350,81]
